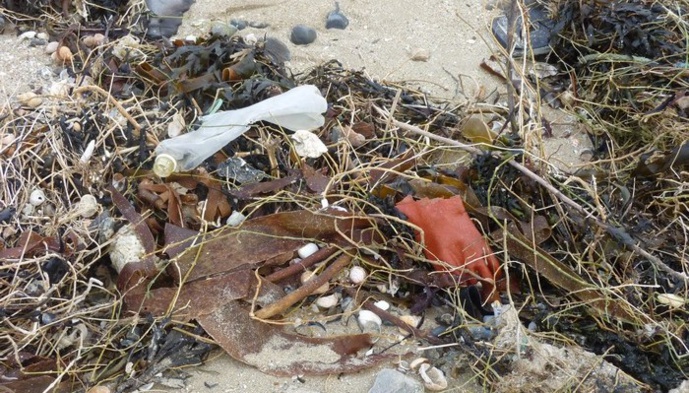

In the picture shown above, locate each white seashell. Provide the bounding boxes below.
[418,364,448,391]
[298,242,319,259]
[316,293,339,309]
[109,225,146,273]
[80,140,96,163]
[300,270,329,294]
[76,194,99,218]
[45,41,59,54]
[657,293,686,309]
[357,310,382,329]
[30,189,46,206]
[410,357,429,370]
[291,129,328,158]
[348,266,366,284]
[226,210,246,227]
[373,300,390,311]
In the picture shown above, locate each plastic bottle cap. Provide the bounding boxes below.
[153,153,177,177]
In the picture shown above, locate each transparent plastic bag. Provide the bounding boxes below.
[153,85,327,177]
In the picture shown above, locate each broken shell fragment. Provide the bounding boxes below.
[418,363,448,391]
[410,357,429,370]
[300,270,329,294]
[298,242,319,259]
[399,314,421,328]
[316,293,340,309]
[657,293,686,309]
[226,210,246,227]
[348,266,366,284]
[291,130,328,158]
[109,224,146,274]
[17,92,42,108]
[75,194,99,218]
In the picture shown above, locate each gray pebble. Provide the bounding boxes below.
[290,24,317,45]
[326,2,349,30]
[210,21,237,38]
[369,369,423,393]
[230,19,248,30]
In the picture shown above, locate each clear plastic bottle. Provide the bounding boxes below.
[153,85,327,177]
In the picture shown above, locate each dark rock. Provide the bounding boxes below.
[230,19,248,30]
[265,37,291,63]
[145,0,195,38]
[290,25,317,45]
[326,2,349,30]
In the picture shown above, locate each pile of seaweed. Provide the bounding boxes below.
[0,1,688,392]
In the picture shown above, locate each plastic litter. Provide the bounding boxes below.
[153,85,327,177]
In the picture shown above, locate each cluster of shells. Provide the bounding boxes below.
[295,243,448,391]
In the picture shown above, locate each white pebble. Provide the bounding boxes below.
[29,189,46,206]
[36,32,49,41]
[348,266,366,284]
[373,300,390,311]
[18,31,37,41]
[298,242,319,259]
[45,41,59,54]
[357,310,382,329]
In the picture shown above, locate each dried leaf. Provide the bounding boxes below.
[198,301,389,376]
[169,209,378,282]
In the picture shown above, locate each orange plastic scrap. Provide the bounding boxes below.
[395,195,503,301]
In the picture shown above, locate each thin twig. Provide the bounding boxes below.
[254,251,354,319]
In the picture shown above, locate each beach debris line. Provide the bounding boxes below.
[1,1,688,390]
